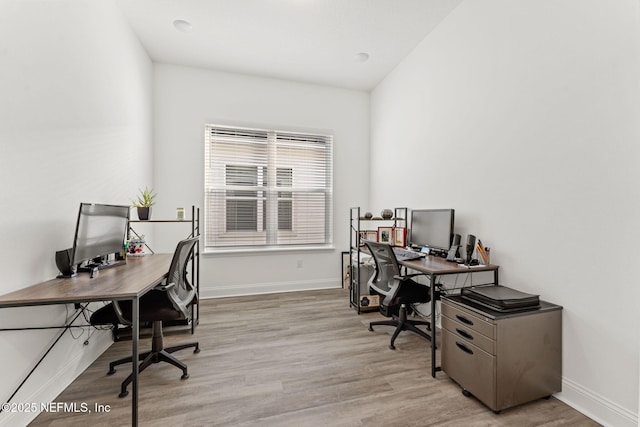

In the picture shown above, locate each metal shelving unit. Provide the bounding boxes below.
[349,207,408,313]
[124,205,200,337]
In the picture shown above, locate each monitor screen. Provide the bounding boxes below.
[409,209,455,252]
[72,203,130,267]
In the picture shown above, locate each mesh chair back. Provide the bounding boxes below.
[364,241,401,296]
[165,236,199,317]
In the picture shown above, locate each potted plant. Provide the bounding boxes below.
[132,187,156,220]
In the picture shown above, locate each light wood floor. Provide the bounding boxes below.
[31,288,600,427]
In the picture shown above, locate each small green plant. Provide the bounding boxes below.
[131,187,157,208]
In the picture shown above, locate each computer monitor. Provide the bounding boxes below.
[72,203,130,271]
[409,209,455,255]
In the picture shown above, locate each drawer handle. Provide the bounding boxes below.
[455,341,474,355]
[456,314,474,326]
[456,328,473,340]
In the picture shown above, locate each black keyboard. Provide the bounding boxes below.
[392,247,422,261]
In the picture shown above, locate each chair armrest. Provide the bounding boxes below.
[112,301,132,326]
[155,282,176,291]
[404,272,428,279]
[394,273,424,280]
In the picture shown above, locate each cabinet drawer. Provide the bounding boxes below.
[442,329,496,410]
[442,315,496,355]
[442,300,496,339]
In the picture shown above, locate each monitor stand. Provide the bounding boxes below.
[78,259,126,277]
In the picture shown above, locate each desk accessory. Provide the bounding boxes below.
[131,187,156,220]
[55,248,76,278]
[446,234,462,262]
[393,227,407,247]
[461,285,540,312]
[377,226,393,243]
[381,208,393,219]
[464,234,476,265]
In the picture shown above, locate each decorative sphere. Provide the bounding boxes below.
[381,209,393,219]
[364,212,373,219]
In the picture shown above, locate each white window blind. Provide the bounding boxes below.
[204,124,333,249]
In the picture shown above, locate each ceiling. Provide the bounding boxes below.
[115,0,462,91]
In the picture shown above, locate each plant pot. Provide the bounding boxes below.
[137,207,152,220]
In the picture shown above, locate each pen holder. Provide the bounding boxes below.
[478,247,490,265]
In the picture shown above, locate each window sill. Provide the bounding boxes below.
[203,245,335,256]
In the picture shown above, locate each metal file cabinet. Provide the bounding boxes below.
[441,295,562,413]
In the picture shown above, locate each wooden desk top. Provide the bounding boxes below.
[0,254,173,308]
[400,255,499,275]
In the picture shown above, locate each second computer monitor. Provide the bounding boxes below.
[409,209,455,254]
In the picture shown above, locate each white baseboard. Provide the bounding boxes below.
[0,330,112,427]
[556,377,637,427]
[200,277,341,298]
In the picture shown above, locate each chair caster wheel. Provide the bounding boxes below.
[389,344,396,350]
[493,410,501,414]
[368,326,374,332]
[194,347,201,354]
[462,389,471,397]
[107,369,116,376]
[119,390,129,398]
[181,373,189,380]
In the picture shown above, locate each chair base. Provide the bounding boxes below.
[107,321,200,398]
[369,304,433,350]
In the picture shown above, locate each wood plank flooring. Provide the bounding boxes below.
[30,288,600,427]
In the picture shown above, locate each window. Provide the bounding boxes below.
[224,165,292,232]
[204,124,333,249]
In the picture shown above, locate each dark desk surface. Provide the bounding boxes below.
[0,254,172,308]
[400,255,499,275]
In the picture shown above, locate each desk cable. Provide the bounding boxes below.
[410,276,444,322]
[0,303,94,411]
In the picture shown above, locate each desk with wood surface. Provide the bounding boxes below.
[398,256,499,377]
[0,254,173,427]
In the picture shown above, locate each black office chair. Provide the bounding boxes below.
[364,241,438,350]
[90,236,200,398]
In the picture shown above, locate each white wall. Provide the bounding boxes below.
[151,64,369,297]
[0,1,152,425]
[370,1,640,425]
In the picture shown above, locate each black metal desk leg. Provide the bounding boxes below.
[430,274,437,377]
[132,297,139,426]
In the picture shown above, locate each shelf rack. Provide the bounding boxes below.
[123,205,200,337]
[349,207,408,313]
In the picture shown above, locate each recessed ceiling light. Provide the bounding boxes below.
[173,19,193,33]
[354,52,370,62]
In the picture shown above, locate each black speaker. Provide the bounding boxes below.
[465,234,476,265]
[55,248,76,278]
[446,234,462,262]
